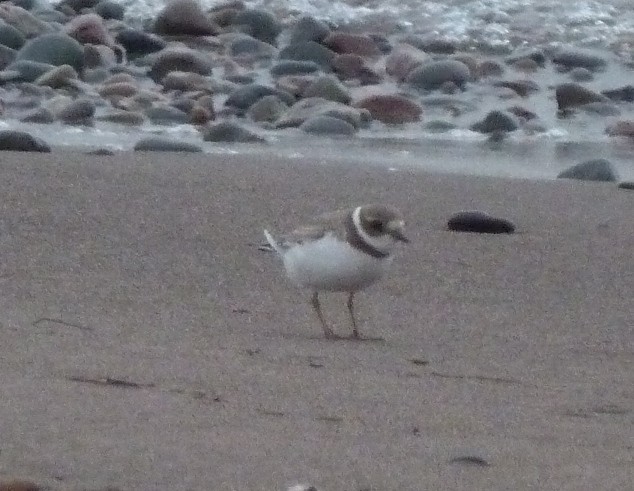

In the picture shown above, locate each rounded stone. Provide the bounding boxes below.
[289,16,330,44]
[301,75,351,104]
[232,9,280,44]
[322,32,381,57]
[0,20,26,50]
[93,0,125,20]
[56,98,96,125]
[0,129,50,152]
[300,115,356,136]
[115,29,165,58]
[555,83,608,110]
[16,33,84,71]
[149,47,212,82]
[270,60,320,77]
[406,59,471,90]
[247,94,287,122]
[471,110,519,133]
[447,211,515,234]
[225,83,294,111]
[153,0,219,36]
[279,41,336,70]
[552,48,607,72]
[201,120,264,142]
[557,159,618,182]
[134,137,202,152]
[354,94,422,124]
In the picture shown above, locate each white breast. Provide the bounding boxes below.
[280,234,393,292]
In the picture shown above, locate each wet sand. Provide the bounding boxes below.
[0,151,632,490]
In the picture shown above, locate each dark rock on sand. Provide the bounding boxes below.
[555,83,608,111]
[35,64,79,89]
[225,83,294,111]
[16,32,84,72]
[424,120,457,132]
[153,0,219,36]
[56,98,95,125]
[557,159,618,182]
[300,114,356,136]
[246,94,287,122]
[0,129,50,152]
[134,137,202,152]
[354,94,422,124]
[289,16,330,44]
[202,120,264,142]
[232,8,280,45]
[471,110,519,133]
[20,107,55,124]
[419,38,456,54]
[270,60,320,77]
[115,29,165,58]
[406,59,470,90]
[301,75,350,104]
[93,0,125,20]
[148,47,213,82]
[322,32,381,57]
[279,41,336,70]
[447,211,515,234]
[602,85,634,103]
[617,181,634,190]
[0,20,26,50]
[552,48,607,72]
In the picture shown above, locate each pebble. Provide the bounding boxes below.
[133,136,202,152]
[447,211,515,234]
[557,159,618,182]
[0,129,50,152]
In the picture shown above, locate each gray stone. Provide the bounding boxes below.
[93,0,125,20]
[16,33,84,72]
[301,75,351,104]
[227,35,277,59]
[145,105,189,125]
[232,9,280,45]
[279,41,336,70]
[300,115,357,136]
[115,29,165,58]
[289,16,330,44]
[154,0,218,36]
[471,110,519,133]
[270,60,320,77]
[2,59,54,82]
[56,98,95,125]
[134,137,202,152]
[247,95,287,122]
[202,121,264,142]
[552,48,607,72]
[225,83,294,112]
[149,48,213,83]
[0,20,26,50]
[557,159,618,182]
[406,59,471,90]
[20,107,55,124]
[0,129,50,152]
[555,83,609,111]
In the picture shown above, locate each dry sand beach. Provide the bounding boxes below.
[0,151,632,490]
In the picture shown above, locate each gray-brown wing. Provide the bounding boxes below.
[277,208,352,246]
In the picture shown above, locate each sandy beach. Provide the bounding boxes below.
[0,151,632,490]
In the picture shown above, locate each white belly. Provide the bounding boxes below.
[281,235,392,292]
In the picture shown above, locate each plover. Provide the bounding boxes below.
[264,204,408,339]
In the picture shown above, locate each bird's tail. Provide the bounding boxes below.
[263,229,283,255]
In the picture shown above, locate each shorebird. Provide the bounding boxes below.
[264,204,409,339]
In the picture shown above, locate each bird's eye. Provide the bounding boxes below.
[368,220,383,233]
